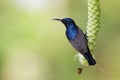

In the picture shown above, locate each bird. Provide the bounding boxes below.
[53,18,96,66]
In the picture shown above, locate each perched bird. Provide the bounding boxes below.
[53,18,96,65]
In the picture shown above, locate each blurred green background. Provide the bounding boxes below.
[0,0,120,80]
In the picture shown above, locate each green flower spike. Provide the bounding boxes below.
[78,0,100,66]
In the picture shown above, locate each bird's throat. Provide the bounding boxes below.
[66,25,78,40]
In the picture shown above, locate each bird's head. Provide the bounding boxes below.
[53,18,76,27]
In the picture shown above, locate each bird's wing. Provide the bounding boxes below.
[68,28,88,54]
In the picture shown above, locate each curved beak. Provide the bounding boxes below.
[52,18,62,21]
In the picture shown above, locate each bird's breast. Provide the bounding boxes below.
[66,27,78,40]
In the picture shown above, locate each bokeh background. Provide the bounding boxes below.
[0,0,120,80]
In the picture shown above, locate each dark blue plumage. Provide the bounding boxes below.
[66,25,78,40]
[53,18,96,65]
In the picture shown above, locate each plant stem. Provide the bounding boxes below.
[79,0,100,66]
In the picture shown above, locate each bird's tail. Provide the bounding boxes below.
[84,50,96,65]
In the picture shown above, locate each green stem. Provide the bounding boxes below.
[87,0,100,53]
[79,0,100,66]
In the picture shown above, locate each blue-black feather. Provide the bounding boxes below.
[62,18,78,40]
[66,25,78,40]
